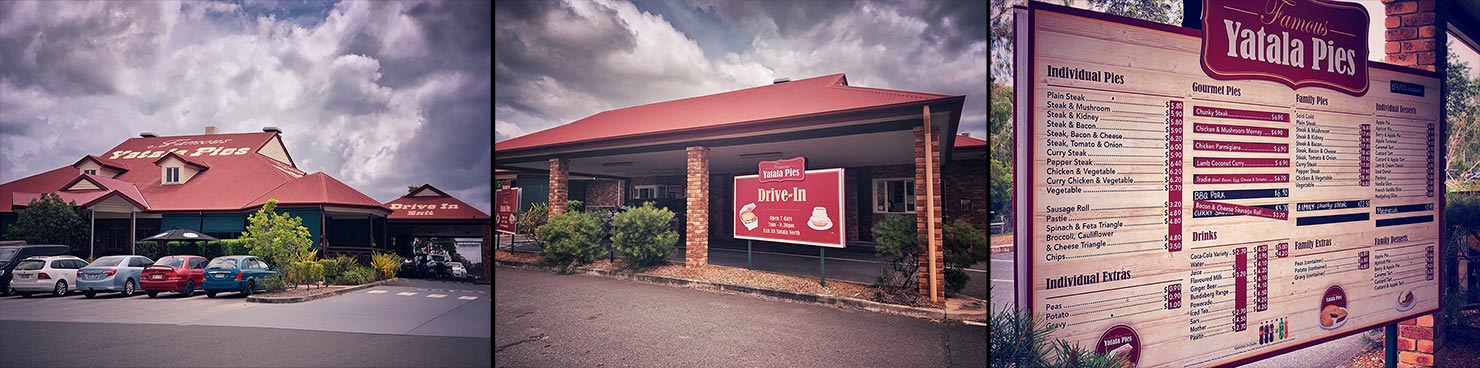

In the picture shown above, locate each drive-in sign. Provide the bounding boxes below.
[733,158,844,248]
[495,187,520,235]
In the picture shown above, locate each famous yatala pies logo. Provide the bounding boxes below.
[108,138,253,160]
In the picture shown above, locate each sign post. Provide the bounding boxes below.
[733,157,845,287]
[1015,1,1442,366]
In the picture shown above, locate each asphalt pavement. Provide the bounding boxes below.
[495,265,986,367]
[500,235,989,300]
[0,278,491,367]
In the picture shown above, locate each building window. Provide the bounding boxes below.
[634,185,666,199]
[165,167,181,184]
[873,178,915,213]
[83,169,97,175]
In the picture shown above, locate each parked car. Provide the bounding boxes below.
[7,255,87,297]
[77,255,154,298]
[202,256,277,298]
[140,255,209,298]
[427,251,452,278]
[0,244,73,296]
[448,262,466,278]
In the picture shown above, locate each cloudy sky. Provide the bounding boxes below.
[494,0,989,144]
[0,0,492,214]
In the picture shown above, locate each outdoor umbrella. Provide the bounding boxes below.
[140,227,219,257]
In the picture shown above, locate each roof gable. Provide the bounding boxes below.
[406,184,451,197]
[72,155,130,172]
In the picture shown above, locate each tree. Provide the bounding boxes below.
[1445,42,1480,175]
[1086,0,1180,25]
[872,215,921,304]
[4,193,89,256]
[241,199,314,268]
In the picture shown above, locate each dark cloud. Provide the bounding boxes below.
[0,1,171,96]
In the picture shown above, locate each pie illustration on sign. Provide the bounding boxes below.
[1318,284,1349,330]
[1320,305,1347,329]
[807,206,832,230]
[739,203,759,230]
[1396,290,1416,312]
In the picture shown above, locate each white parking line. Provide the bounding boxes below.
[991,259,1013,263]
[962,320,987,327]
[427,294,447,298]
[366,290,388,294]
[395,292,418,296]
[457,296,478,300]
[991,278,1013,282]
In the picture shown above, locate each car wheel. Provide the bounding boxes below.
[123,279,136,296]
[206,291,217,298]
[244,280,256,296]
[182,280,195,296]
[53,280,67,297]
[147,291,159,298]
[84,292,96,298]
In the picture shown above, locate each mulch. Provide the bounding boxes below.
[254,285,351,298]
[990,233,1013,247]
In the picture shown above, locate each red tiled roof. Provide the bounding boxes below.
[385,184,490,220]
[496,73,958,152]
[1,131,382,214]
[954,134,986,149]
[247,172,387,210]
[13,174,151,210]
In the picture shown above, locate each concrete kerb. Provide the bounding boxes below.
[494,258,974,324]
[246,278,401,304]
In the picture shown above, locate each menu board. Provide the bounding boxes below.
[1014,3,1441,367]
[734,158,845,248]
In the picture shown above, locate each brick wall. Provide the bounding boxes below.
[943,157,990,235]
[548,158,569,215]
[1383,0,1438,71]
[914,126,945,300]
[685,146,710,267]
[586,179,623,207]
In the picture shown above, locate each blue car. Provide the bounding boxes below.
[202,256,276,298]
[77,255,154,298]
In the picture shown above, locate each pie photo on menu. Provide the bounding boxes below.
[1318,285,1348,330]
[1395,290,1416,312]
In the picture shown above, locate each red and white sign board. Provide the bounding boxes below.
[495,187,520,235]
[733,158,845,248]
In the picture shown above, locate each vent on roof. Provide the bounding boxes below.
[205,126,218,135]
[263,126,282,134]
[772,77,790,84]
[962,133,970,137]
[140,132,157,138]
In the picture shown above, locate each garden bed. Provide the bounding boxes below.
[255,285,353,298]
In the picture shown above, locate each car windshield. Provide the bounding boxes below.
[207,258,238,269]
[0,248,19,265]
[15,259,45,270]
[450,262,463,268]
[88,257,124,267]
[431,255,448,262]
[153,257,185,268]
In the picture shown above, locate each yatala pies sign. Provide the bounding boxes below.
[1202,0,1370,96]
[733,157,844,248]
[109,138,255,160]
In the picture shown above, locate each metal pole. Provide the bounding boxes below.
[820,247,826,288]
[747,240,752,269]
[89,209,95,259]
[1385,324,1397,368]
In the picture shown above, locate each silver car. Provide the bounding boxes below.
[449,262,466,278]
[76,255,153,298]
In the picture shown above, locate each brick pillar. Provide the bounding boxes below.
[1383,0,1438,71]
[685,147,710,267]
[549,158,569,215]
[1398,315,1438,367]
[1385,2,1441,366]
[914,126,945,300]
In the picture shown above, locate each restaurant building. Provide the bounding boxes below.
[494,73,983,300]
[0,127,490,262]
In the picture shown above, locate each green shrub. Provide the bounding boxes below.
[331,256,358,279]
[258,273,287,292]
[306,261,325,288]
[537,209,604,273]
[610,202,678,269]
[334,265,375,285]
[943,220,990,294]
[370,252,402,280]
[517,202,550,240]
[137,241,160,260]
[872,215,920,304]
[318,259,339,282]
[990,285,1130,367]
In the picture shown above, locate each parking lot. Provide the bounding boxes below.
[0,278,491,367]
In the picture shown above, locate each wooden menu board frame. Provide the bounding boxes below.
[1012,2,1444,367]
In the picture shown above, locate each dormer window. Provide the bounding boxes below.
[83,169,97,175]
[165,167,181,184]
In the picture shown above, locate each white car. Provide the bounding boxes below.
[8,255,87,297]
[449,262,466,278]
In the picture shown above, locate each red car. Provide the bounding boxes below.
[139,255,208,298]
